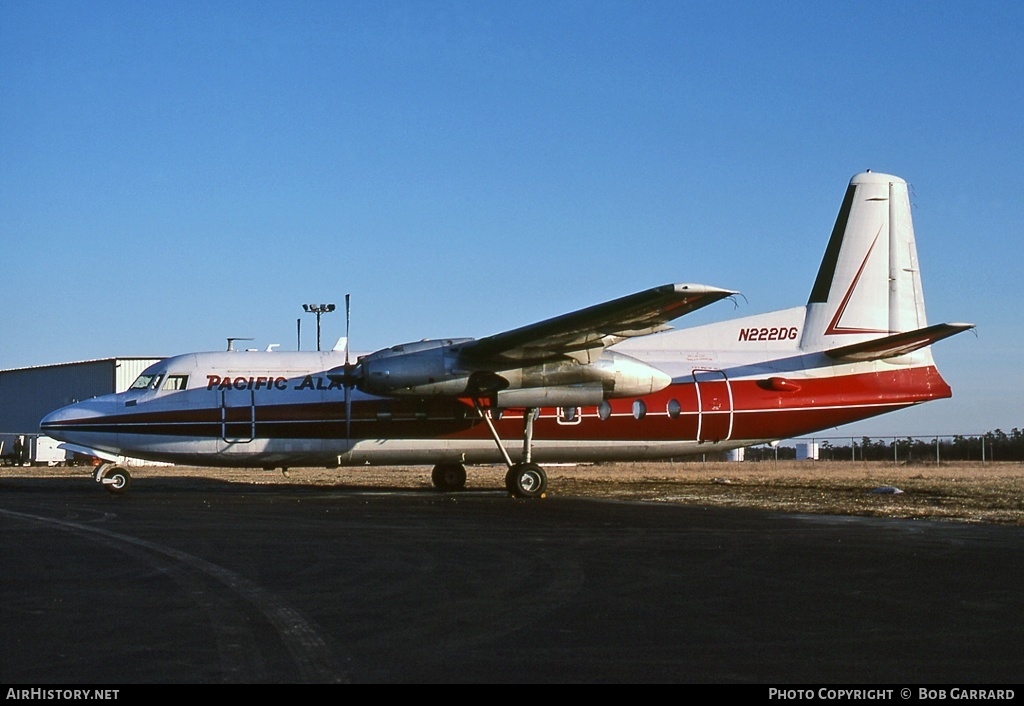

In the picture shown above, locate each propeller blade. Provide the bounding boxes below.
[345,293,352,444]
[344,293,351,367]
[345,384,351,447]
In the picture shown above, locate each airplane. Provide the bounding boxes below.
[40,171,974,497]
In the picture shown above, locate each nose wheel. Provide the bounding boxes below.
[93,463,132,495]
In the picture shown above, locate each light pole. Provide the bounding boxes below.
[302,303,335,351]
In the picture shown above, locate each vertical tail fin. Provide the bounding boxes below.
[801,172,928,351]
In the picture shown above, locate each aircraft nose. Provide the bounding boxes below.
[39,398,115,438]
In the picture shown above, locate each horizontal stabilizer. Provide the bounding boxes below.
[824,322,974,362]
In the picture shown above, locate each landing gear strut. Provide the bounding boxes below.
[474,400,547,499]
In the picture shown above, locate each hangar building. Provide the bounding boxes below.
[0,357,163,463]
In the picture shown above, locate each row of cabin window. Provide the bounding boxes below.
[566,399,683,422]
[374,400,684,422]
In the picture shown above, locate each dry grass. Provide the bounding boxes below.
[547,461,1024,526]
[4,459,1023,526]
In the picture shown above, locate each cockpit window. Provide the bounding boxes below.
[129,373,164,391]
[162,375,189,391]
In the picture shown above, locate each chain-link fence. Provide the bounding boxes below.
[745,431,1024,464]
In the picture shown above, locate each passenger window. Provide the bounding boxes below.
[558,407,578,422]
[667,399,681,419]
[597,401,612,421]
[162,375,189,391]
[632,400,647,420]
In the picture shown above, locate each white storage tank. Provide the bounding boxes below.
[796,442,819,460]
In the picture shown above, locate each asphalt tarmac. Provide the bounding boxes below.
[2,475,1022,684]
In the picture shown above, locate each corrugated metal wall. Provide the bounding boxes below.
[114,358,162,392]
[0,358,162,445]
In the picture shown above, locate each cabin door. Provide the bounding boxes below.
[693,369,733,443]
[220,388,256,445]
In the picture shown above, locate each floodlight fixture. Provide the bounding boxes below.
[302,303,336,351]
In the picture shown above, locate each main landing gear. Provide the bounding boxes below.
[427,402,548,498]
[94,463,131,495]
[503,461,547,498]
[475,401,548,499]
[431,462,467,492]
[429,458,547,499]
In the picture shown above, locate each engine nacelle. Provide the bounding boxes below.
[355,340,671,401]
[590,350,672,397]
[357,338,471,396]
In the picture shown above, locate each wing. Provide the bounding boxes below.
[461,283,736,364]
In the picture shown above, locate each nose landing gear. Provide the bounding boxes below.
[94,463,132,495]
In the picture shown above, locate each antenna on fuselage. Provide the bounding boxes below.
[227,337,253,351]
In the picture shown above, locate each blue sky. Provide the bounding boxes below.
[2,1,1021,438]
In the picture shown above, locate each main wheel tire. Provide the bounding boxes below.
[505,462,547,499]
[102,466,131,495]
[431,463,467,492]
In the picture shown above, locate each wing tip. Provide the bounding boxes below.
[665,283,739,296]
